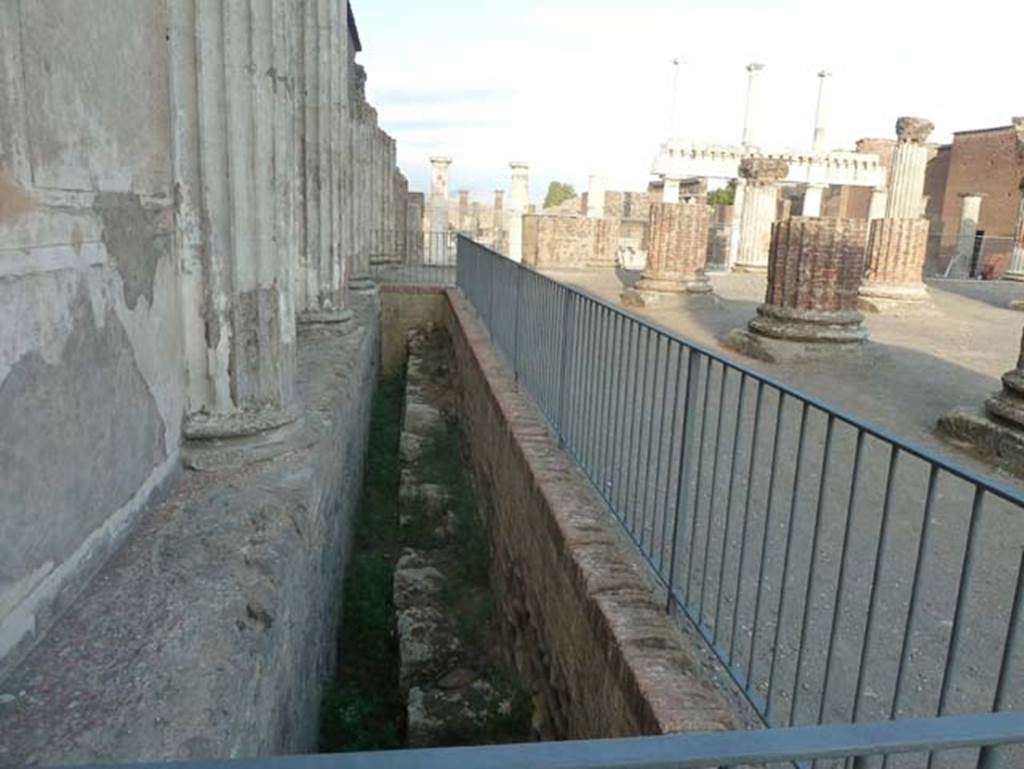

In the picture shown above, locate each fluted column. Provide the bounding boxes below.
[622,201,712,306]
[169,0,300,459]
[860,217,931,303]
[734,157,788,272]
[885,117,934,219]
[508,161,529,262]
[1004,178,1024,281]
[748,217,869,343]
[727,178,746,268]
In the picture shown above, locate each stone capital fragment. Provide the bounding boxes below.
[738,157,789,184]
[895,116,934,144]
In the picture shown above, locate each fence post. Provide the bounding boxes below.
[555,287,575,444]
[512,265,523,382]
[666,348,702,614]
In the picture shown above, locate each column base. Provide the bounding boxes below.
[620,279,714,309]
[1003,271,1024,283]
[858,282,931,314]
[732,262,768,274]
[937,406,1024,479]
[748,304,868,344]
[348,275,379,294]
[182,405,305,470]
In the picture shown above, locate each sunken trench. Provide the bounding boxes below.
[318,286,738,754]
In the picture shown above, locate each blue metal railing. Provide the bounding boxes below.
[64,714,1024,769]
[455,235,1024,768]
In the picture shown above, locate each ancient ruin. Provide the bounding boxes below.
[621,200,712,305]
[734,157,789,271]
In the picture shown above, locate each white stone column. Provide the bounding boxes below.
[868,186,888,220]
[741,63,765,148]
[587,174,606,218]
[802,184,827,217]
[428,156,452,263]
[951,192,984,277]
[663,178,681,204]
[1005,178,1024,281]
[508,161,529,262]
[734,157,788,272]
[811,69,831,153]
[727,178,747,269]
[885,116,934,219]
[169,0,299,450]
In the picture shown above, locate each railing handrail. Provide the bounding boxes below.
[455,234,1024,508]
[68,713,1024,769]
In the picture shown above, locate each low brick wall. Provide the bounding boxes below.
[522,214,620,270]
[444,289,736,739]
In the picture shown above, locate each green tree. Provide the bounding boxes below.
[707,180,736,206]
[543,181,577,209]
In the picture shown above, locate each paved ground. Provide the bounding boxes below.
[514,269,1024,767]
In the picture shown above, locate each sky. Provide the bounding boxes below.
[351,0,1021,205]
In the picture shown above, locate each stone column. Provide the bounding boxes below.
[734,157,788,272]
[868,187,888,220]
[727,178,746,268]
[949,192,984,277]
[169,0,300,463]
[493,189,505,251]
[458,189,470,232]
[747,217,869,344]
[508,161,529,262]
[587,174,606,218]
[741,63,765,148]
[663,178,681,204]
[622,201,712,306]
[811,70,831,153]
[428,156,451,263]
[802,184,827,217]
[859,217,931,306]
[1003,178,1024,281]
[885,117,934,219]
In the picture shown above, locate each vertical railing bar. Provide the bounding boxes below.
[579,301,598,478]
[715,374,749,645]
[606,313,627,509]
[791,413,836,726]
[621,323,645,526]
[511,263,522,380]
[666,348,699,613]
[630,328,655,537]
[658,343,685,578]
[635,331,660,550]
[852,447,902,724]
[574,298,595,460]
[729,380,765,667]
[766,400,810,724]
[699,363,731,624]
[683,355,713,608]
[597,309,621,500]
[593,305,613,495]
[555,289,575,445]
[645,333,672,556]
[616,321,640,514]
[746,391,788,696]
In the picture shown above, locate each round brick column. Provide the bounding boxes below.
[632,201,712,297]
[748,217,869,343]
[986,330,1024,429]
[859,217,931,303]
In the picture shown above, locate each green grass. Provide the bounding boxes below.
[319,377,405,753]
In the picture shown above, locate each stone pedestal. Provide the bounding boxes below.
[734,157,788,272]
[885,117,934,219]
[950,193,984,278]
[1003,178,1024,281]
[747,217,869,344]
[859,217,930,310]
[169,0,303,465]
[621,201,712,306]
[938,330,1024,477]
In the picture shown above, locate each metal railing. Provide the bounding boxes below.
[68,713,1024,769]
[369,230,457,286]
[455,235,1024,768]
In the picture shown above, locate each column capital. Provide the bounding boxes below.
[746,62,764,73]
[895,116,934,143]
[738,156,789,184]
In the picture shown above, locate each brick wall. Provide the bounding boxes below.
[522,214,620,269]
[444,289,737,740]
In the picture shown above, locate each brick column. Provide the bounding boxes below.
[734,157,788,272]
[747,217,869,343]
[885,117,933,219]
[622,201,712,306]
[1004,178,1024,281]
[859,217,930,305]
[987,335,1024,429]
